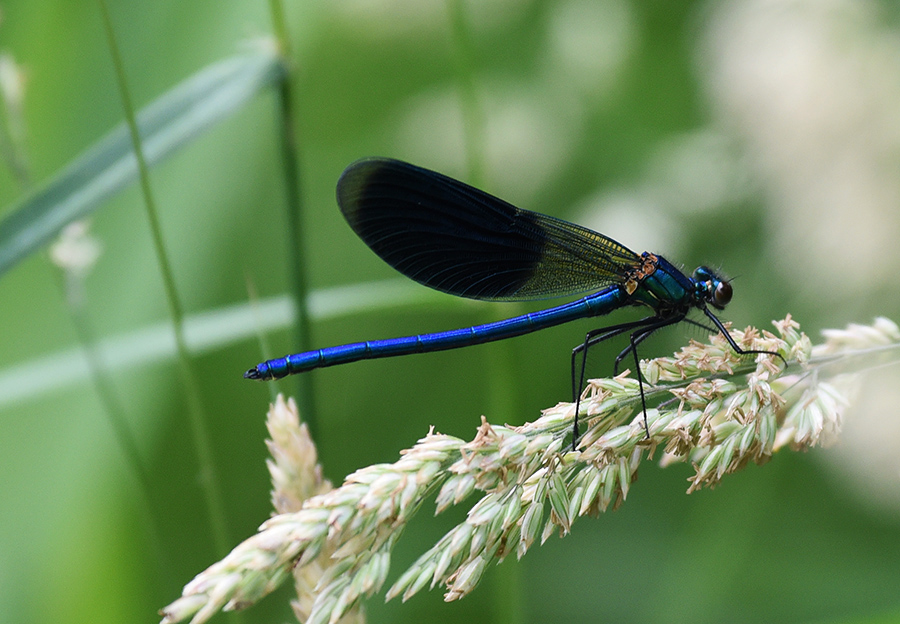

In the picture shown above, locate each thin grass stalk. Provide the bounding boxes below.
[98,0,229,556]
[266,0,317,437]
[446,0,486,187]
[9,46,170,583]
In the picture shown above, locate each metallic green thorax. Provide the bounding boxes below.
[628,253,696,312]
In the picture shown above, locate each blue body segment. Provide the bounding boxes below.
[245,158,752,383]
[252,285,630,379]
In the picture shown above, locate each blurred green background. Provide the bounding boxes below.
[1,1,899,623]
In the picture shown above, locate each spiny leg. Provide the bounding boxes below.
[613,322,667,375]
[682,317,717,334]
[702,308,788,367]
[623,314,686,437]
[623,310,786,437]
[570,316,660,449]
[614,309,787,377]
[614,313,778,374]
[572,309,786,451]
[576,316,679,377]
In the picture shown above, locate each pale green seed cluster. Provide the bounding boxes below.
[161,316,897,624]
[162,423,463,624]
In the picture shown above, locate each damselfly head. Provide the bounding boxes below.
[692,266,733,310]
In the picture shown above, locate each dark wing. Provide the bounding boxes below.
[336,158,640,301]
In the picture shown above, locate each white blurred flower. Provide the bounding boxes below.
[702,0,900,290]
[50,221,102,279]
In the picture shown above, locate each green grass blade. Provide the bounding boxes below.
[0,279,443,409]
[0,47,284,277]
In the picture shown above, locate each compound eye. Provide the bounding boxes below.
[693,266,712,282]
[713,280,733,309]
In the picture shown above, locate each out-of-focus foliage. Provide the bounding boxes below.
[0,1,898,624]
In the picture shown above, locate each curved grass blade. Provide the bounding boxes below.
[0,46,284,277]
[0,278,438,409]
